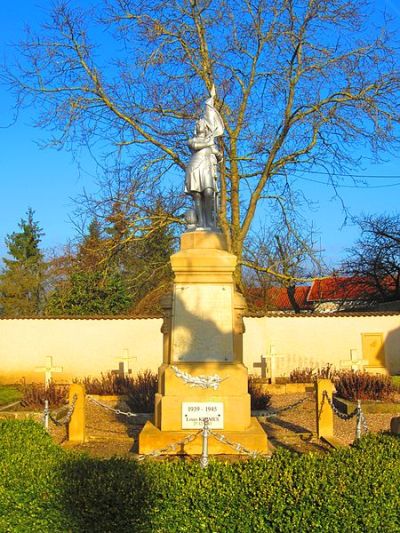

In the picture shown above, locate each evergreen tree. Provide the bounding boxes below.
[46,269,131,315]
[0,209,46,316]
[46,218,132,315]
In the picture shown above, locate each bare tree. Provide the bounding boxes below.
[4,0,400,284]
[342,214,400,303]
[243,216,323,312]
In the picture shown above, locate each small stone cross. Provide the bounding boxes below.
[113,349,136,378]
[340,349,368,372]
[253,355,268,379]
[35,356,63,388]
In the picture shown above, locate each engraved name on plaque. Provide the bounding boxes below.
[171,283,234,362]
[182,402,224,429]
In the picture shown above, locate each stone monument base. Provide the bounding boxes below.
[138,417,269,455]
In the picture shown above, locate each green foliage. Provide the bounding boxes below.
[248,376,272,410]
[45,217,133,316]
[1,421,400,532]
[392,375,400,389]
[334,371,396,401]
[0,385,23,406]
[0,420,69,531]
[0,208,47,316]
[46,269,131,315]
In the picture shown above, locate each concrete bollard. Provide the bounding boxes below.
[315,379,335,439]
[67,383,86,443]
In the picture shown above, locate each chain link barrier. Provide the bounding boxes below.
[0,400,23,412]
[261,395,312,419]
[137,430,202,460]
[322,391,358,421]
[323,391,368,439]
[208,430,261,457]
[47,394,78,427]
[87,395,148,418]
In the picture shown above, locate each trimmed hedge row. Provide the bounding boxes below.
[1,420,400,532]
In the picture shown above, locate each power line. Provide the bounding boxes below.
[305,170,400,179]
[296,176,400,189]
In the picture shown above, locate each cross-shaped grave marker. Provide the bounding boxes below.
[254,346,285,383]
[113,348,136,378]
[265,345,285,384]
[35,356,63,388]
[253,355,268,379]
[340,349,368,372]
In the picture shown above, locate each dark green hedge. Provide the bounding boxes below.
[1,420,400,532]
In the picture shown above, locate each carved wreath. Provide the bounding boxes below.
[171,366,227,390]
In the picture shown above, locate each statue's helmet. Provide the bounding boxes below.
[195,117,211,135]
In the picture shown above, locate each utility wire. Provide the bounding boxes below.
[295,176,400,189]
[305,170,400,179]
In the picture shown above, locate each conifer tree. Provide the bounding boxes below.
[0,209,46,316]
[46,218,132,315]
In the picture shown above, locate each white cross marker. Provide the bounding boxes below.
[35,356,63,388]
[340,349,368,372]
[265,345,285,384]
[113,349,136,377]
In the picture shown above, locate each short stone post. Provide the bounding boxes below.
[315,379,335,439]
[67,384,86,443]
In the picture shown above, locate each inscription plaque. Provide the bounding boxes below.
[172,283,233,361]
[182,402,224,429]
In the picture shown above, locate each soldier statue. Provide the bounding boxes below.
[185,86,224,229]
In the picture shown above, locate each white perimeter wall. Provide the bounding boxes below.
[0,318,163,384]
[243,314,400,376]
[1,314,399,383]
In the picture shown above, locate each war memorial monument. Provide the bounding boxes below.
[139,90,268,454]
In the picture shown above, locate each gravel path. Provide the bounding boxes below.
[48,394,397,458]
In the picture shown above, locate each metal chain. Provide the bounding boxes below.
[360,410,369,434]
[209,430,262,457]
[48,394,78,427]
[323,391,358,421]
[137,430,202,460]
[262,395,311,419]
[87,395,148,418]
[0,400,22,412]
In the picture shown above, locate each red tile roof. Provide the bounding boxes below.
[245,286,311,311]
[307,276,380,302]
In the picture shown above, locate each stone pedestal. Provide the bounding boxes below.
[138,231,268,455]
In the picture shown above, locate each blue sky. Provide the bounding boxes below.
[1,0,400,267]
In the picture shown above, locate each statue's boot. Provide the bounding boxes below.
[204,190,215,228]
[194,195,205,228]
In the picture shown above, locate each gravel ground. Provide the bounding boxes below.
[44,393,398,458]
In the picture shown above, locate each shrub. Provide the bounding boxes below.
[334,371,396,401]
[0,420,68,531]
[289,367,314,383]
[248,376,271,410]
[17,380,68,409]
[76,370,158,412]
[315,363,336,380]
[126,370,158,413]
[1,420,400,532]
[75,372,128,395]
[289,364,337,383]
